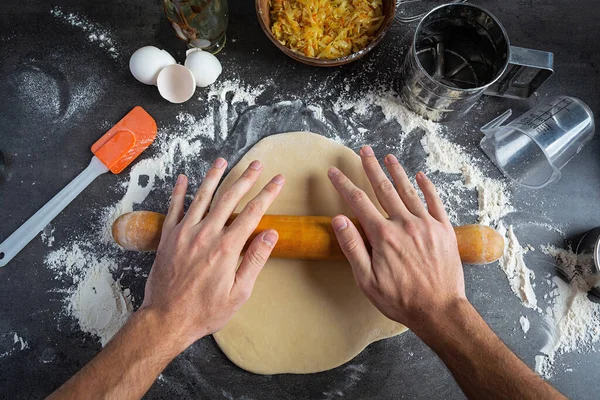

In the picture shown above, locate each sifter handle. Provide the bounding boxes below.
[0,157,109,267]
[484,46,554,99]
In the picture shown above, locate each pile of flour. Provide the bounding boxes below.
[45,242,133,346]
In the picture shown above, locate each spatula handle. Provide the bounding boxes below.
[0,157,108,267]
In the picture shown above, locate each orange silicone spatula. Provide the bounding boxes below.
[0,106,156,267]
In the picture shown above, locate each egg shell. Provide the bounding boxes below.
[156,64,196,104]
[184,48,223,87]
[130,46,177,86]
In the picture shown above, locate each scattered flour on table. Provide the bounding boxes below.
[497,222,538,310]
[322,364,368,399]
[41,224,55,247]
[0,332,29,358]
[334,89,599,379]
[45,241,133,346]
[44,80,264,347]
[99,80,265,244]
[332,89,513,226]
[13,333,28,351]
[50,7,119,59]
[520,316,530,334]
[533,245,600,378]
[12,67,61,119]
[207,80,265,140]
[420,131,513,225]
[9,62,105,124]
[36,74,597,380]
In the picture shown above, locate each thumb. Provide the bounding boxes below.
[332,215,373,288]
[232,229,278,301]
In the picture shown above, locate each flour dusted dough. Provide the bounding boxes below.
[213,132,407,374]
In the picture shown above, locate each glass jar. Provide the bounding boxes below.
[163,0,228,54]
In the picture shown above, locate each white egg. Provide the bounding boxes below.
[184,48,222,87]
[156,64,196,104]
[129,46,176,85]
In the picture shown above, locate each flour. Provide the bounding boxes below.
[420,132,513,225]
[36,72,594,382]
[50,7,119,59]
[62,80,105,121]
[46,241,97,279]
[519,316,530,334]
[533,245,600,378]
[330,88,514,226]
[206,79,265,140]
[69,263,133,346]
[45,240,133,346]
[335,91,440,136]
[12,333,28,351]
[12,67,61,119]
[8,47,106,131]
[99,79,262,244]
[0,332,29,359]
[497,222,538,310]
[43,80,267,347]
[41,224,55,247]
[323,364,368,399]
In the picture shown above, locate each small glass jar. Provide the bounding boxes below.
[163,0,228,54]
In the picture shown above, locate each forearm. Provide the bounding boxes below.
[412,299,565,400]
[49,308,186,400]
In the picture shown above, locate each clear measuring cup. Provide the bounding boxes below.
[480,96,595,189]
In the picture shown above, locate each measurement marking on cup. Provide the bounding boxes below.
[524,98,574,133]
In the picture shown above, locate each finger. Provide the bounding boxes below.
[206,160,263,228]
[359,146,407,218]
[328,166,386,235]
[227,174,285,248]
[384,154,428,218]
[163,174,188,234]
[331,215,374,288]
[183,157,228,225]
[231,230,278,302]
[416,171,450,224]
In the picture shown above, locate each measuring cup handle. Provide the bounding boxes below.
[480,109,513,136]
[484,46,554,99]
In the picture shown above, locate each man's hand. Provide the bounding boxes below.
[141,158,284,350]
[49,158,284,400]
[327,146,465,330]
[328,146,565,400]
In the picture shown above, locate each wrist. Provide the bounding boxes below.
[409,297,475,343]
[133,307,192,358]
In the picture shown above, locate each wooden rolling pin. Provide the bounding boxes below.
[112,211,504,265]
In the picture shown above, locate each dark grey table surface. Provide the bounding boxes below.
[1,0,599,399]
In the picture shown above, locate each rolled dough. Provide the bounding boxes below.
[213,132,407,374]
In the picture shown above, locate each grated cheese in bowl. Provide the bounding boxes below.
[270,0,384,60]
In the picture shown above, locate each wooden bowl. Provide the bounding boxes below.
[256,0,396,67]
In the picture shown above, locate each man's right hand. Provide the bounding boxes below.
[327,145,466,331]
